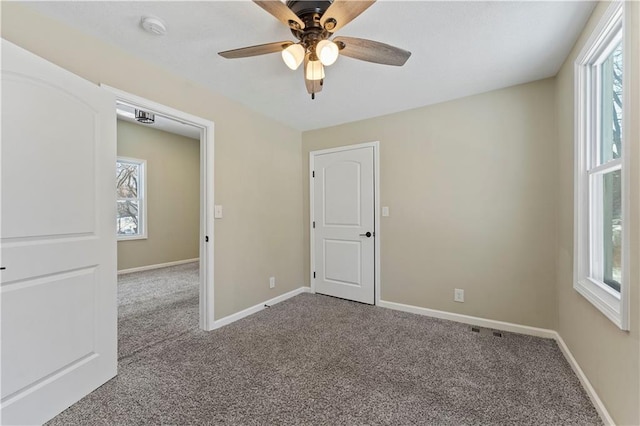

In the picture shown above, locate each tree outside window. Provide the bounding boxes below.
[117,158,146,239]
[574,1,628,330]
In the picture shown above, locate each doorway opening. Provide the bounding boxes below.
[104,85,215,334]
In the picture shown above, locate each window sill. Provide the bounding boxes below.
[117,234,148,242]
[574,278,627,330]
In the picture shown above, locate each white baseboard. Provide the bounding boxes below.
[554,333,614,425]
[117,258,199,275]
[211,286,312,330]
[378,299,612,425]
[378,299,557,338]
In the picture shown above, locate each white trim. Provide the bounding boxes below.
[374,144,381,305]
[309,153,315,292]
[211,287,312,330]
[618,0,632,336]
[575,2,623,66]
[573,0,628,330]
[117,258,198,275]
[574,278,622,326]
[378,299,557,338]
[101,84,216,331]
[554,334,615,425]
[588,158,622,175]
[378,298,613,425]
[308,141,381,305]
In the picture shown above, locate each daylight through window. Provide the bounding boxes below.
[117,157,146,239]
[574,1,628,329]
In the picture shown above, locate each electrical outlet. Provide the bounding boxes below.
[454,288,464,302]
[269,277,275,289]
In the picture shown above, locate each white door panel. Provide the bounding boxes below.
[324,239,362,284]
[313,146,374,304]
[2,269,96,397]
[324,161,361,225]
[1,40,117,425]
[2,76,96,238]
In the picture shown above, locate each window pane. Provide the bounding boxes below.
[117,200,140,235]
[116,162,139,198]
[601,169,622,291]
[599,42,623,164]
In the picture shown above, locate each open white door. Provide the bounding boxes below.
[1,40,117,425]
[312,145,375,304]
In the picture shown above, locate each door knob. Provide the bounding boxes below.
[359,232,372,238]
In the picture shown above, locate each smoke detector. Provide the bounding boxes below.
[140,16,167,36]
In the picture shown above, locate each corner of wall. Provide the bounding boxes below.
[553,2,640,424]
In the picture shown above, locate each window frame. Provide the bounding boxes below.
[116,156,147,241]
[573,1,629,330]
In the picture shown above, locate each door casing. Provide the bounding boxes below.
[102,85,216,331]
[309,141,381,305]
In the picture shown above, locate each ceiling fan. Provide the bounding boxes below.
[218,0,411,99]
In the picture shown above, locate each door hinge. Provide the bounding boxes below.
[205,236,209,242]
[313,221,315,228]
[313,271,316,279]
[312,171,315,178]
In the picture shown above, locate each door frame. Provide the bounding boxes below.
[309,141,381,305]
[101,85,215,331]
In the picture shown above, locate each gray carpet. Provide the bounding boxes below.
[117,262,199,359]
[49,281,600,425]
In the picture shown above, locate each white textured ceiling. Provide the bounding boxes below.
[24,1,596,131]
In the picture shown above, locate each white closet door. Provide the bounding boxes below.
[313,146,375,304]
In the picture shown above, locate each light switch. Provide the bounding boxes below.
[382,206,389,217]
[214,205,223,219]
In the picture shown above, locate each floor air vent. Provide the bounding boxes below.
[470,326,503,337]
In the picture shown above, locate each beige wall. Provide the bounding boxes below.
[555,2,640,424]
[303,78,559,329]
[116,120,199,271]
[4,2,639,422]
[1,3,305,320]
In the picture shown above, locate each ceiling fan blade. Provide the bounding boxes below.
[320,0,375,33]
[333,36,411,66]
[253,1,305,30]
[218,41,293,59]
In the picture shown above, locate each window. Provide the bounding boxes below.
[117,157,147,240]
[574,1,628,329]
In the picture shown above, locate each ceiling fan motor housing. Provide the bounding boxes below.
[286,0,332,19]
[286,0,334,52]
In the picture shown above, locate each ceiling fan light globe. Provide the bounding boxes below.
[317,40,339,66]
[306,60,325,81]
[282,44,305,70]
